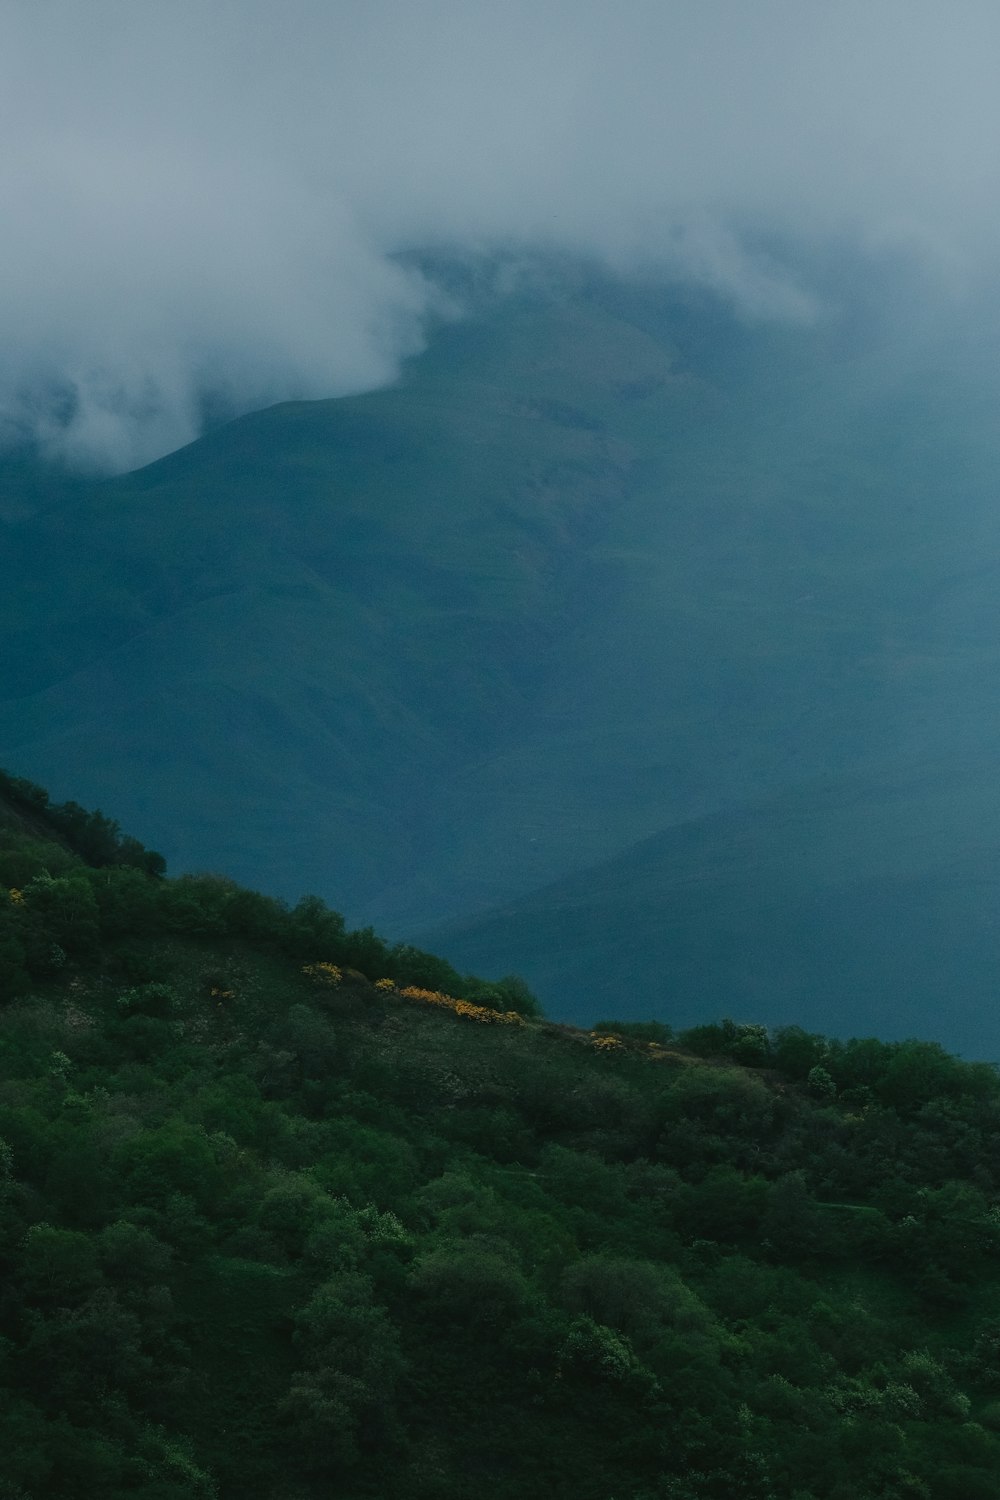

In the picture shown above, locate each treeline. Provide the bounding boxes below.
[0,771,536,1018]
[0,768,166,876]
[597,1014,998,1117]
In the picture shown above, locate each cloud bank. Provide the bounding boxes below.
[5,0,1000,468]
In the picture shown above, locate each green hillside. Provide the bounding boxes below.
[6,261,1000,1052]
[5,780,1000,1498]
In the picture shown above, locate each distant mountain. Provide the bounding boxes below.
[426,746,1000,1059]
[0,282,647,910]
[6,257,1000,1051]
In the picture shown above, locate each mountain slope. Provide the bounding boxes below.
[428,745,1000,1058]
[0,294,651,907]
[6,260,1000,1050]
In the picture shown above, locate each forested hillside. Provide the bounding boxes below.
[4,776,1000,1498]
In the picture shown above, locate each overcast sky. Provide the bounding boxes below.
[5,0,1000,468]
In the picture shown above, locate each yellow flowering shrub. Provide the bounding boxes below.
[301,962,343,987]
[8,888,25,905]
[590,1033,625,1052]
[397,985,525,1026]
[374,978,396,992]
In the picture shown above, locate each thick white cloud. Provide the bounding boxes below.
[4,0,1000,467]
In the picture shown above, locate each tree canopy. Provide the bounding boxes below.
[2,778,1000,1497]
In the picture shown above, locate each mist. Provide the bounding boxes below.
[5,0,1000,469]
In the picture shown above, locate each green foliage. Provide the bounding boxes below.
[19,1224,100,1307]
[0,770,165,875]
[410,1241,531,1329]
[3,781,1000,1496]
[284,1274,404,1473]
[807,1064,837,1100]
[558,1314,640,1384]
[560,1255,714,1350]
[678,1018,773,1066]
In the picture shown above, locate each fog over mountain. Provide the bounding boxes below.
[5,0,1000,468]
[10,3,1000,1056]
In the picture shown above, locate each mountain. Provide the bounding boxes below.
[426,747,1000,1058]
[0,275,654,914]
[5,781,1000,1498]
[6,256,1000,1051]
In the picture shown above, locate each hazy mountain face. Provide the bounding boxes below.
[7,262,1000,1055]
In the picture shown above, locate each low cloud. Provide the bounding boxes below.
[5,1,1000,468]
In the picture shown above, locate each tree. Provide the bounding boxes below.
[282,1274,403,1472]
